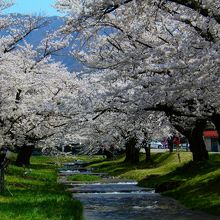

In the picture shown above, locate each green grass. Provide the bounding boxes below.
[87,152,220,215]
[0,156,83,220]
[67,174,101,182]
[89,152,192,180]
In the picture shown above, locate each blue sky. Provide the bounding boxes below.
[4,0,61,16]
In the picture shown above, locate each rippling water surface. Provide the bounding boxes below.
[72,182,217,220]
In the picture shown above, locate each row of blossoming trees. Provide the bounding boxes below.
[53,0,220,163]
[0,0,220,180]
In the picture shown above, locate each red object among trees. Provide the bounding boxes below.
[203,130,219,138]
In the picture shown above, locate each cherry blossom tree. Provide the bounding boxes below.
[0,1,77,166]
[0,45,74,162]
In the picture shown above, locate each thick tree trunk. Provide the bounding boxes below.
[16,144,34,167]
[188,137,208,162]
[171,118,208,162]
[124,137,139,164]
[189,119,208,162]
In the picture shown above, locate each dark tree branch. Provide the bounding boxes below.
[4,18,48,53]
[92,107,127,120]
[167,0,220,24]
[142,103,198,118]
[102,0,133,15]
[15,89,22,104]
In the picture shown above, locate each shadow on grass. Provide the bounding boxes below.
[151,153,172,164]
[139,159,220,186]
[90,153,177,176]
[29,163,55,170]
[164,172,220,215]
[168,160,220,178]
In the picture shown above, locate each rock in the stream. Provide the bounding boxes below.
[155,181,183,193]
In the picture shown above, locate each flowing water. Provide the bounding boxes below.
[71,182,218,220]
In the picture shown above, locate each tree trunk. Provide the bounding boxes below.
[188,137,208,162]
[211,113,220,145]
[144,144,151,162]
[124,136,139,164]
[0,156,10,193]
[167,137,174,153]
[0,152,6,193]
[171,118,208,162]
[0,167,5,193]
[189,119,208,162]
[103,148,113,159]
[16,144,34,167]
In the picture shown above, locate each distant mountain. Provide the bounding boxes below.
[1,15,83,72]
[26,16,83,72]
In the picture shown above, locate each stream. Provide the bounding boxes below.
[60,161,218,220]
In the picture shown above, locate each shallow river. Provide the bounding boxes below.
[72,182,218,220]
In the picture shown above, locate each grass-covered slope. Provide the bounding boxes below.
[162,155,220,215]
[89,152,192,179]
[0,156,83,220]
[88,152,220,215]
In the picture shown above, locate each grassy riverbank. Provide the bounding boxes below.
[0,156,83,220]
[88,152,220,215]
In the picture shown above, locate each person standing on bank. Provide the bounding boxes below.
[173,134,181,163]
[167,136,174,153]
